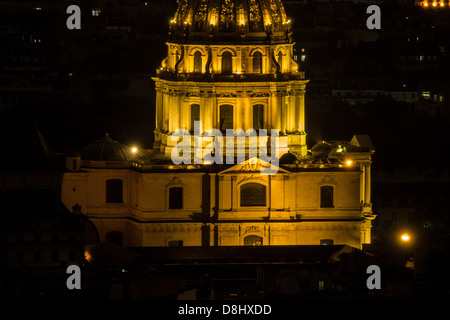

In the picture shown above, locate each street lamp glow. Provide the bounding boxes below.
[131,147,138,154]
[401,233,410,242]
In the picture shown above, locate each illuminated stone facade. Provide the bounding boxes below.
[61,0,376,249]
[154,0,307,157]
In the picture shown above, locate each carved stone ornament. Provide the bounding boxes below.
[243,225,261,235]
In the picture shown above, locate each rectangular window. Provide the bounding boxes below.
[241,183,266,207]
[320,186,334,208]
[252,52,262,73]
[253,104,264,130]
[318,280,324,291]
[169,187,183,209]
[320,239,334,246]
[220,105,233,131]
[191,104,200,132]
[168,240,183,247]
[222,52,233,74]
[106,179,123,203]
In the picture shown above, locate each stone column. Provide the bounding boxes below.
[236,92,243,130]
[281,92,287,133]
[244,92,251,131]
[298,88,306,133]
[231,176,237,211]
[364,162,371,205]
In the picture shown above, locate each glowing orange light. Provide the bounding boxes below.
[131,147,138,154]
[346,160,353,166]
[85,250,92,263]
[401,233,410,242]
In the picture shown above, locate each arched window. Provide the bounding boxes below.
[169,187,183,209]
[244,235,263,246]
[253,104,264,130]
[240,183,266,207]
[320,186,334,208]
[190,104,200,132]
[106,179,123,203]
[194,51,202,73]
[220,104,233,131]
[222,51,233,74]
[277,51,283,72]
[253,51,262,73]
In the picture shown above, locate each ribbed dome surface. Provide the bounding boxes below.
[169,0,292,43]
[81,134,133,161]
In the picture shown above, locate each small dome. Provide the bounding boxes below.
[169,0,292,44]
[311,141,332,159]
[81,134,134,161]
[279,152,298,164]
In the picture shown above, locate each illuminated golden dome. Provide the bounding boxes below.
[169,0,293,44]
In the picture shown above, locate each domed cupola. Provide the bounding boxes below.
[153,0,309,159]
[81,134,134,162]
[169,0,293,44]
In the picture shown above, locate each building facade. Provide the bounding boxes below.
[61,0,376,249]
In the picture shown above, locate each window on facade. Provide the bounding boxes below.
[253,104,264,130]
[220,104,234,131]
[191,104,200,132]
[168,240,184,247]
[320,239,334,246]
[318,280,325,291]
[320,186,334,208]
[194,51,202,73]
[106,179,123,203]
[169,187,183,209]
[240,183,266,207]
[222,51,233,74]
[253,51,262,73]
[244,235,263,246]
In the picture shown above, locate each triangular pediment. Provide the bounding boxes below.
[219,157,290,175]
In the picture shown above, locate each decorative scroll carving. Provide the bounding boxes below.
[240,161,271,172]
[239,175,265,184]
[249,92,270,97]
[243,225,262,235]
[216,92,237,98]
